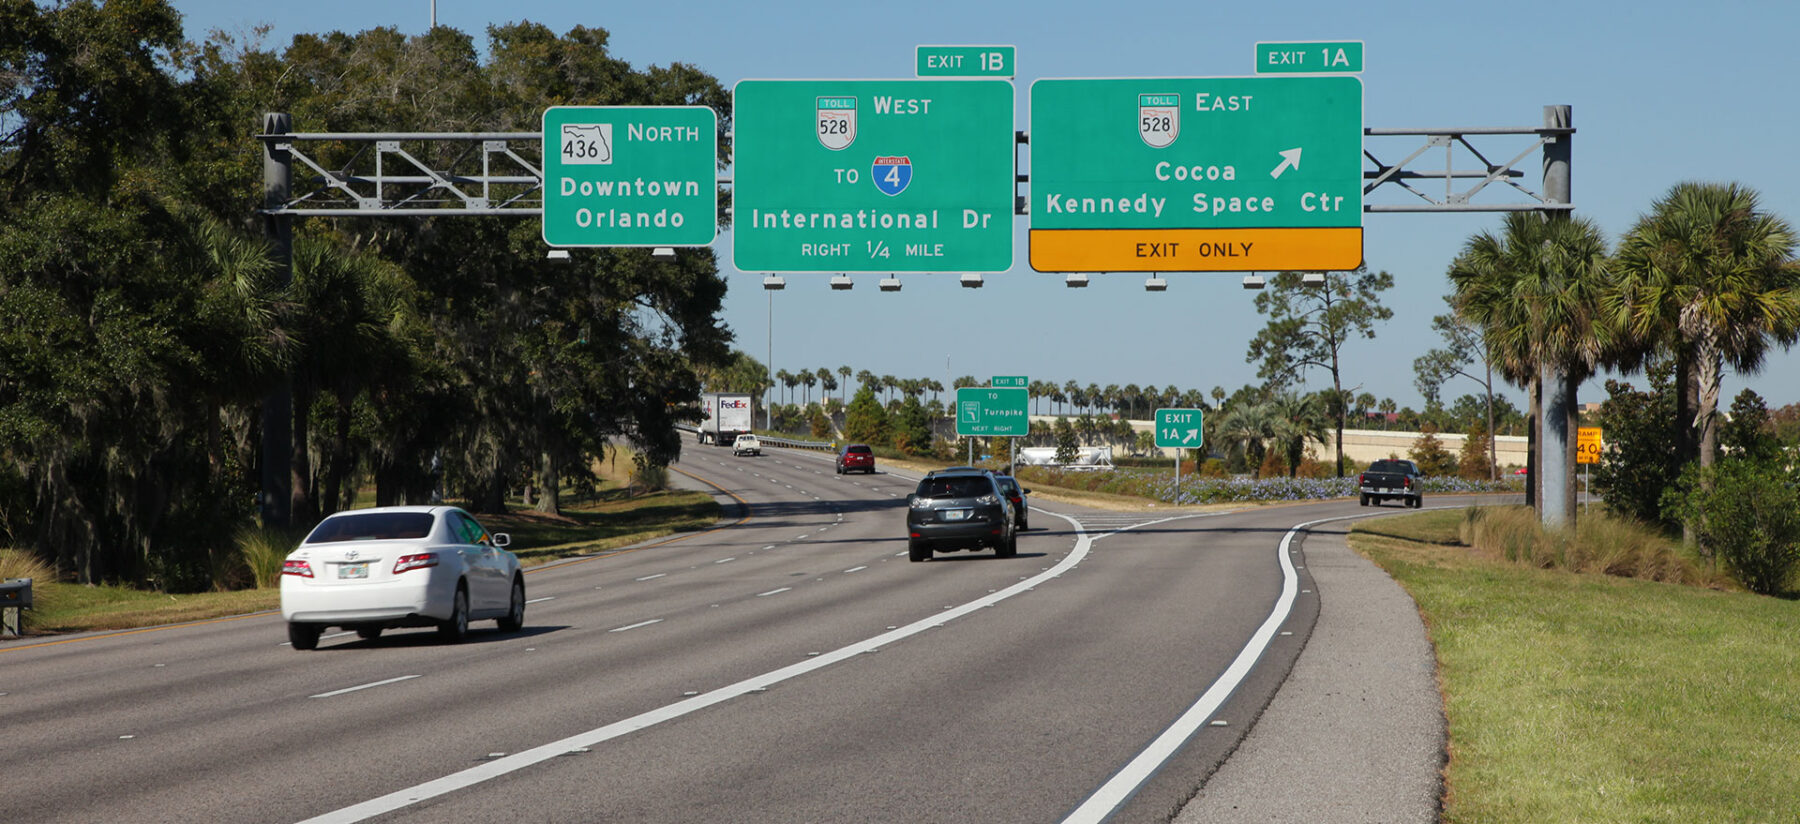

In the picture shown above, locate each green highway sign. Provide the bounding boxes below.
[1154,408,1205,449]
[917,45,1016,77]
[991,375,1028,388]
[732,79,1016,273]
[956,387,1029,437]
[1027,76,1363,272]
[541,106,718,247]
[1255,41,1364,74]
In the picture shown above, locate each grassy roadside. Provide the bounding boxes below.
[3,484,719,636]
[1350,511,1800,823]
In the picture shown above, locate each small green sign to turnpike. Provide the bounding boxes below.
[541,105,718,247]
[956,387,1029,437]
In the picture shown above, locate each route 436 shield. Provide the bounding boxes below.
[872,156,912,196]
[1138,93,1179,149]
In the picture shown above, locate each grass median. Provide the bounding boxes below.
[3,485,719,636]
[1351,510,1800,823]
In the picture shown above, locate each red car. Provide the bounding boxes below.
[835,443,875,474]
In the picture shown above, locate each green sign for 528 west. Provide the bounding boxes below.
[732,79,1015,273]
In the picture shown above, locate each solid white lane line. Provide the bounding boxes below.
[609,619,663,633]
[525,596,556,604]
[635,573,667,582]
[298,511,1097,824]
[1061,514,1334,824]
[756,587,791,597]
[844,566,868,573]
[310,675,421,699]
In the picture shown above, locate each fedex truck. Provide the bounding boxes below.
[699,393,754,445]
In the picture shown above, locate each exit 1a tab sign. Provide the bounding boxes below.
[1255,41,1364,74]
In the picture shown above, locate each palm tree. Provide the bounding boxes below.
[1216,401,1277,477]
[838,365,852,405]
[776,369,796,405]
[1450,211,1618,525]
[1064,380,1080,415]
[801,369,817,406]
[1268,391,1331,477]
[1612,182,1800,477]
[817,368,837,407]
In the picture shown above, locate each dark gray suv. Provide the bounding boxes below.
[906,468,1017,562]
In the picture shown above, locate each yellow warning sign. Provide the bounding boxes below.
[1576,427,1603,464]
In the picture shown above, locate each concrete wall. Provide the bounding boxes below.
[1025,415,1528,469]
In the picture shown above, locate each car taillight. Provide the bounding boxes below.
[1358,473,1367,485]
[393,553,439,574]
[282,559,313,578]
[1404,477,1414,488]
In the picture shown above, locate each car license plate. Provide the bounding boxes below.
[338,562,369,579]
[942,509,971,521]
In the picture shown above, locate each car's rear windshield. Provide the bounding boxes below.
[917,476,992,499]
[1368,460,1409,473]
[848,445,871,454]
[995,477,1019,494]
[306,512,434,543]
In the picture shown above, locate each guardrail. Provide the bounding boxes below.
[675,425,835,453]
[754,435,834,452]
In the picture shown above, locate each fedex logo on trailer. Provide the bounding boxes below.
[720,399,750,409]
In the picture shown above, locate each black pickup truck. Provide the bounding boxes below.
[1359,459,1424,508]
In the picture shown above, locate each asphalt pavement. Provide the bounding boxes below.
[1172,516,1445,823]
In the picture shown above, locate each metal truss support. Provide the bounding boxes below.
[1362,105,1575,213]
[255,128,546,216]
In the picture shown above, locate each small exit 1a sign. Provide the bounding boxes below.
[1154,408,1205,449]
[1255,41,1364,74]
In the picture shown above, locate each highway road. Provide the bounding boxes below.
[2,445,1452,823]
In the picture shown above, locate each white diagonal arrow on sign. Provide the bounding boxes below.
[1269,147,1302,179]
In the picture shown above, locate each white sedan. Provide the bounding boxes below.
[279,506,525,649]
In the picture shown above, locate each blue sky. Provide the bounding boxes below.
[175,0,1800,412]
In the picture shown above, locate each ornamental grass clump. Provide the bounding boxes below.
[1459,505,1708,585]
[0,548,58,627]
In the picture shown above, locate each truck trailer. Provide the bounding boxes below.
[699,393,754,445]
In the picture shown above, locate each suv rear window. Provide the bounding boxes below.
[306,512,434,543]
[848,445,871,454]
[917,476,992,499]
